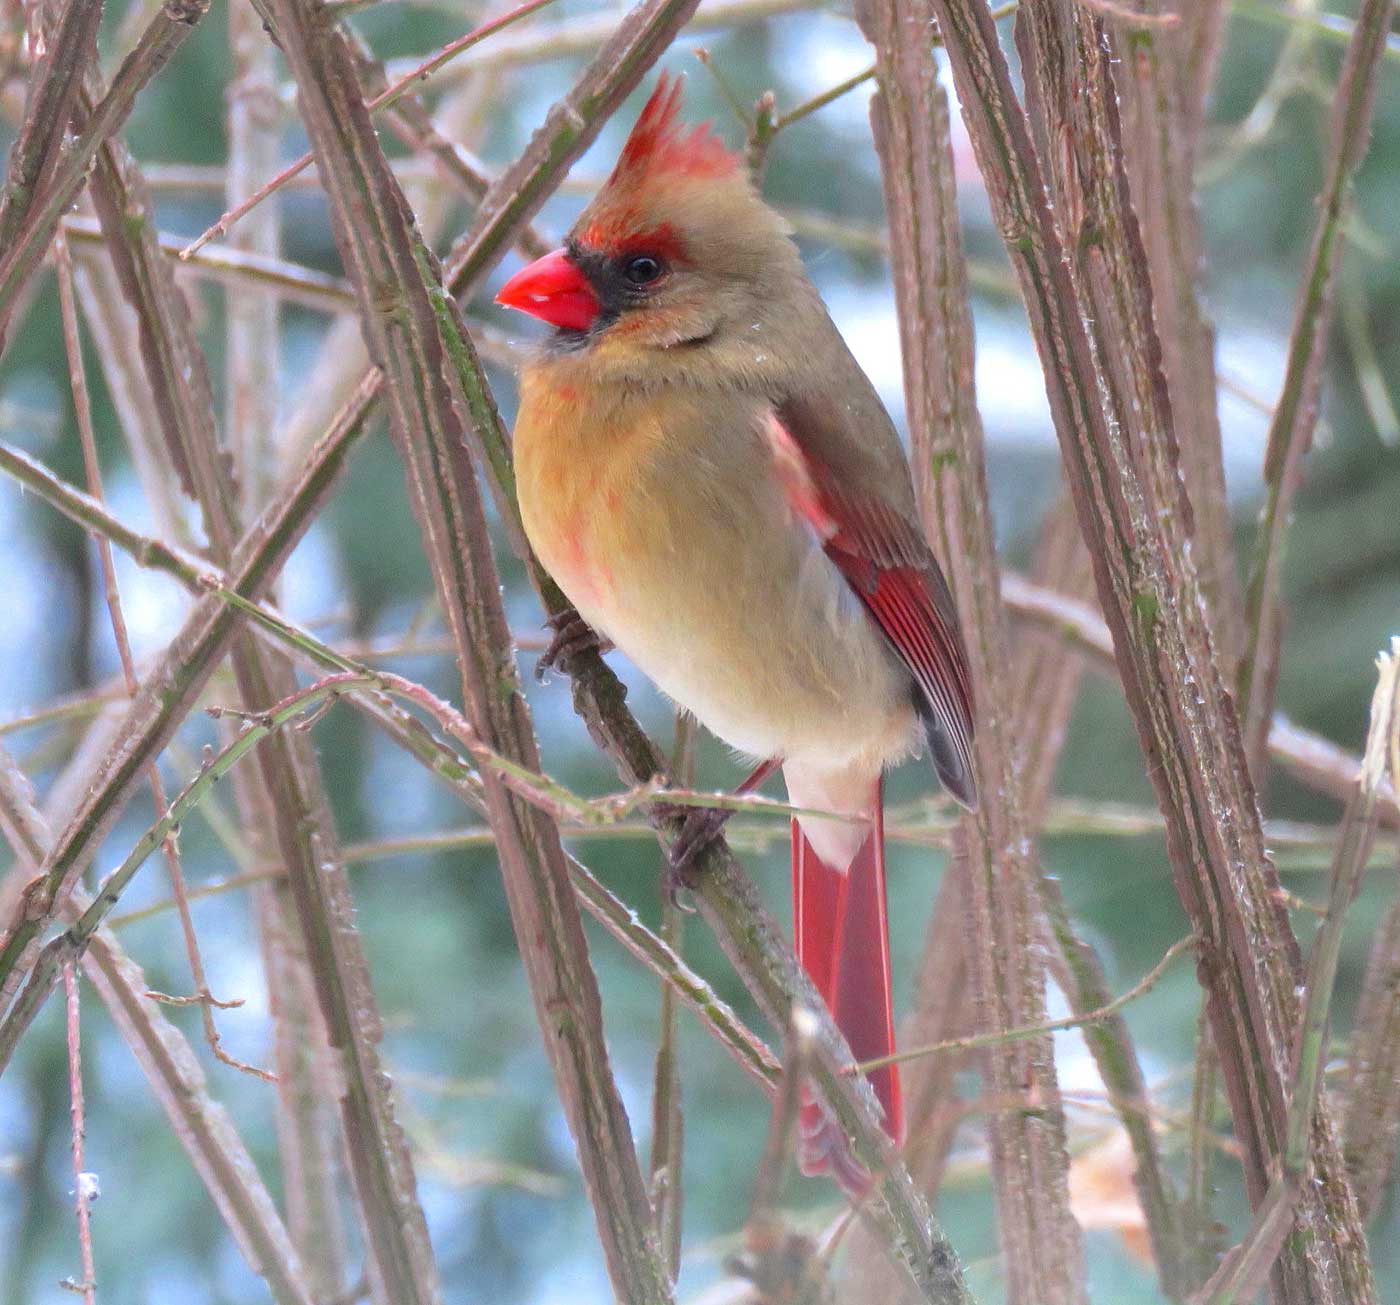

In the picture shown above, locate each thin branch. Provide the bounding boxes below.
[866,933,1197,1071]
[649,712,694,1283]
[0,0,212,344]
[857,2,1084,1297]
[1194,642,1398,1305]
[381,0,811,90]
[930,0,1375,1294]
[1342,859,1400,1219]
[264,0,689,1295]
[723,1010,832,1305]
[1182,992,1224,1279]
[180,0,560,258]
[999,570,1400,826]
[0,0,101,256]
[62,964,96,1305]
[767,1,1020,136]
[57,229,272,1082]
[224,2,351,1284]
[1340,261,1400,446]
[62,215,357,314]
[339,29,553,264]
[0,678,369,1071]
[0,375,373,1029]
[0,754,314,1305]
[1286,642,1398,1172]
[1238,0,1396,772]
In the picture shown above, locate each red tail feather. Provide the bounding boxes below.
[791,793,902,1194]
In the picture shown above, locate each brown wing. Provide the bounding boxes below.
[770,402,978,808]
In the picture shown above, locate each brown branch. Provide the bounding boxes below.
[262,0,686,1297]
[382,0,810,89]
[0,0,101,255]
[62,964,97,1304]
[61,214,357,314]
[724,1010,833,1305]
[0,0,211,345]
[998,570,1400,827]
[55,230,271,1082]
[927,0,1376,1296]
[1013,503,1190,1297]
[180,0,559,258]
[0,379,371,1055]
[1239,0,1396,773]
[1342,855,1400,1220]
[0,745,318,1305]
[225,2,351,1288]
[1113,0,1241,678]
[856,3,1084,1299]
[80,56,439,1299]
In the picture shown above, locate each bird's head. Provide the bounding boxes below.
[496,75,807,381]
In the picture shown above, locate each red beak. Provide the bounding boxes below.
[495,249,600,332]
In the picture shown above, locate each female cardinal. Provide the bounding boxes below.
[497,76,976,1191]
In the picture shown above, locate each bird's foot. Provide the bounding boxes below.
[536,606,611,681]
[659,804,734,912]
[669,805,733,875]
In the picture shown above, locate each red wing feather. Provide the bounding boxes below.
[767,411,978,808]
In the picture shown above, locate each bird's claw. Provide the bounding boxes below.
[659,804,732,912]
[662,861,699,915]
[668,806,730,875]
[536,606,611,681]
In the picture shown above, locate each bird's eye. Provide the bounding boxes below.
[623,255,663,286]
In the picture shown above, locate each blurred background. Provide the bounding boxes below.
[1,0,1397,1301]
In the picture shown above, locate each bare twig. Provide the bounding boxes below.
[0,0,101,257]
[61,215,357,313]
[0,0,212,343]
[56,230,271,1082]
[224,3,350,1286]
[63,964,96,1305]
[856,3,1084,1298]
[868,934,1197,1071]
[1193,642,1398,1304]
[1182,993,1224,1279]
[1239,0,1396,773]
[998,570,1400,826]
[180,0,560,258]
[382,0,809,90]
[1286,645,1397,1170]
[723,1009,832,1305]
[263,0,688,1295]
[0,678,370,1070]
[1340,262,1400,446]
[929,0,1375,1294]
[1342,858,1400,1219]
[649,712,695,1282]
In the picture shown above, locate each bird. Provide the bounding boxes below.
[496,75,977,1192]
